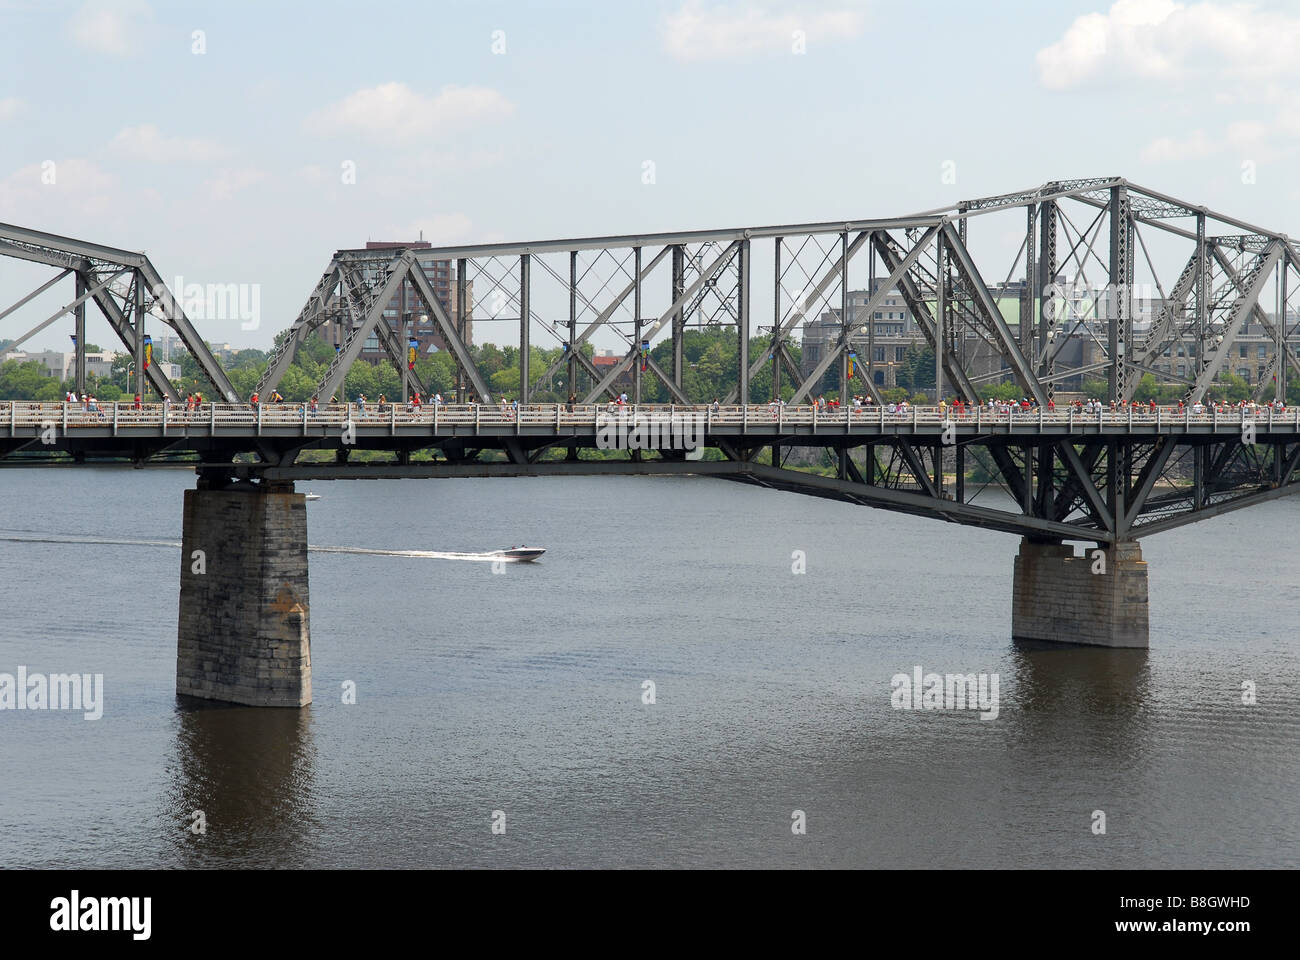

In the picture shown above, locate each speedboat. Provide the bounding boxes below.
[493,546,545,561]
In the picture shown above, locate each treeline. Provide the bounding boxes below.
[1,326,1295,406]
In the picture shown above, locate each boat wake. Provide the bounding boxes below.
[0,532,516,562]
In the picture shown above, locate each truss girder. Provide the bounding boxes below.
[256,264,344,396]
[0,222,236,401]
[1190,241,1284,400]
[787,228,933,403]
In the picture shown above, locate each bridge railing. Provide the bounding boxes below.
[2,400,1296,430]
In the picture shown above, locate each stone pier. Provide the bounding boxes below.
[1011,538,1149,648]
[176,475,312,706]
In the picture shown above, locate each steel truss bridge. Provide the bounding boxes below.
[3,176,1300,547]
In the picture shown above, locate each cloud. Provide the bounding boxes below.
[0,97,21,122]
[663,1,867,61]
[68,0,151,57]
[304,83,514,142]
[110,124,230,163]
[1139,129,1213,163]
[1037,1,1300,92]
[0,158,118,222]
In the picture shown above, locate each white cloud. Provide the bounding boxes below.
[0,158,118,222]
[110,124,230,164]
[68,0,151,57]
[1139,129,1213,163]
[0,97,21,122]
[1037,1,1300,92]
[304,83,514,142]
[663,1,867,61]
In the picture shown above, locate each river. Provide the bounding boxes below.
[1,466,1296,868]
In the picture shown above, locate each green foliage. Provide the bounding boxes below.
[895,343,935,392]
[0,360,62,400]
[977,381,1023,402]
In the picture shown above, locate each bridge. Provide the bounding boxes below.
[2,176,1298,707]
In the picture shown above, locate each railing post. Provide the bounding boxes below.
[113,402,119,435]
[813,403,817,433]
[210,402,216,431]
[434,402,439,434]
[742,403,747,432]
[62,401,68,433]
[391,402,396,435]
[257,401,263,435]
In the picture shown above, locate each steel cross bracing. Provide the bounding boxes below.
[0,222,237,401]
[267,179,1293,422]
[5,177,1300,545]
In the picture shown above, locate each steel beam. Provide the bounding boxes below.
[1191,241,1284,400]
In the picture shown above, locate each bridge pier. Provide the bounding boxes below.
[176,473,312,706]
[1011,538,1149,648]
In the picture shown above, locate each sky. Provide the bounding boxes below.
[2,0,1299,353]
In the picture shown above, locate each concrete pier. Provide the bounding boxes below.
[176,476,312,706]
[1011,538,1149,648]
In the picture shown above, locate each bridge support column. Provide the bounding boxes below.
[1011,538,1148,648]
[176,475,312,706]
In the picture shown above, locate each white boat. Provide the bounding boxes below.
[493,546,545,561]
[304,492,321,501]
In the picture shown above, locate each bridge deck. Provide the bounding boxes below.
[2,401,1296,444]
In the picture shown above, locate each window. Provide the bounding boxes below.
[1177,364,1186,376]
[874,312,882,319]
[895,347,905,363]
[874,347,885,362]
[1240,345,1249,358]
[1176,346,1184,357]
[1237,368,1250,379]
[1259,344,1268,359]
